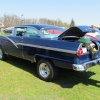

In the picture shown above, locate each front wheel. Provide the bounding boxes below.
[0,47,7,60]
[37,59,59,82]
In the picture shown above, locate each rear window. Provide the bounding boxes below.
[41,28,65,35]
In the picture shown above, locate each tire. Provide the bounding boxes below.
[0,46,7,60]
[37,59,59,82]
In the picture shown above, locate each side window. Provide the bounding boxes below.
[14,27,26,36]
[25,28,40,38]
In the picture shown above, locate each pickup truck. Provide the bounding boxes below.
[0,24,100,81]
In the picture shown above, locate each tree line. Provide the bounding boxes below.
[0,14,75,28]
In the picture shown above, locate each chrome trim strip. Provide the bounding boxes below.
[4,36,18,48]
[2,36,78,54]
[16,43,77,54]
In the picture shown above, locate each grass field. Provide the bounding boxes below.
[0,31,7,36]
[0,56,100,100]
[0,31,100,100]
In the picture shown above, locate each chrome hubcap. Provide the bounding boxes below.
[0,48,3,59]
[39,63,50,78]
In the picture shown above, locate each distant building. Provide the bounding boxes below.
[0,22,4,35]
[0,22,4,28]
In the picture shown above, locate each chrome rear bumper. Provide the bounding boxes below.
[73,58,100,71]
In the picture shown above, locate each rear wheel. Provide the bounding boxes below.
[37,59,59,82]
[0,47,7,60]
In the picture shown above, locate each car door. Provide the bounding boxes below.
[6,27,27,58]
[22,27,42,61]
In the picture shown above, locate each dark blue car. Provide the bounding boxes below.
[0,24,100,81]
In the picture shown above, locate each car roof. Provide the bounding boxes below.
[16,24,63,30]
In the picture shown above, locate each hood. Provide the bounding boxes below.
[59,25,94,39]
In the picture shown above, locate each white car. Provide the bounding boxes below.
[4,27,14,33]
[85,32,100,40]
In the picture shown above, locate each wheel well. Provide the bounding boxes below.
[35,56,41,63]
[35,56,54,65]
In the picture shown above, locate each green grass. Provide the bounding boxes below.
[0,31,7,36]
[0,56,100,100]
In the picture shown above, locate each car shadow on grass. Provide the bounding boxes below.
[53,68,100,88]
[6,56,38,77]
[6,56,100,88]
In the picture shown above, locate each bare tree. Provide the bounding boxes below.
[1,14,70,28]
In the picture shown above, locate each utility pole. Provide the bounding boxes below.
[21,14,24,24]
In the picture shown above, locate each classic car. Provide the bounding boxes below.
[84,27,100,40]
[3,27,14,33]
[0,24,100,81]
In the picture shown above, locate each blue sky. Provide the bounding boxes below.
[0,0,100,26]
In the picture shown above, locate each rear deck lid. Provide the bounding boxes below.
[59,25,97,39]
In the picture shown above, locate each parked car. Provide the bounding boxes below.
[85,28,100,40]
[3,27,14,33]
[0,24,100,81]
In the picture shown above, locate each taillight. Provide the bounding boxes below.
[77,48,83,57]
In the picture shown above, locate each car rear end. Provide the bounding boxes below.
[73,40,100,71]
